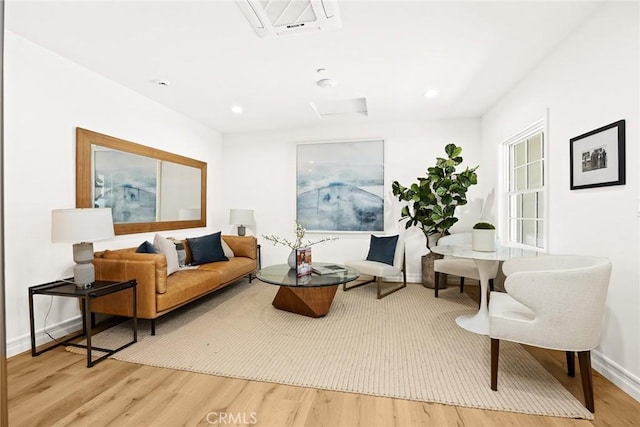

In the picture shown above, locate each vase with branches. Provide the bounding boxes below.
[263,221,338,268]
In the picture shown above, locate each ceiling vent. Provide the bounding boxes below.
[310,98,368,120]
[236,0,341,38]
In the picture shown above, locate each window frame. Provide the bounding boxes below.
[500,118,548,252]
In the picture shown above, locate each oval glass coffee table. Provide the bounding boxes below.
[256,263,359,318]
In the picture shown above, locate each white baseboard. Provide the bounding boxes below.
[592,349,640,402]
[406,273,421,283]
[396,273,461,285]
[380,273,421,283]
[7,315,83,358]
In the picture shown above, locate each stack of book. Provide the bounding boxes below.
[296,247,312,278]
[311,264,347,275]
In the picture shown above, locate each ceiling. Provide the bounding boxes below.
[6,0,602,134]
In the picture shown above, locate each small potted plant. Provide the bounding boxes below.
[472,222,496,252]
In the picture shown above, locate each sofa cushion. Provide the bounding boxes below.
[221,237,235,258]
[187,232,229,265]
[136,241,158,254]
[154,234,180,276]
[222,235,257,259]
[181,239,193,265]
[198,256,256,283]
[157,269,221,312]
[366,234,399,266]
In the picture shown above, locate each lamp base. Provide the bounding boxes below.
[73,242,95,287]
[237,225,246,236]
[73,263,94,288]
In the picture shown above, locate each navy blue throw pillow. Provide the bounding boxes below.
[186,232,229,265]
[136,241,158,254]
[366,235,399,266]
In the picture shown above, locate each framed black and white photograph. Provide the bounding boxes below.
[570,120,625,190]
[296,139,384,232]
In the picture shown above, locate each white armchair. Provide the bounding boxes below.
[345,236,406,299]
[434,233,496,301]
[489,255,612,412]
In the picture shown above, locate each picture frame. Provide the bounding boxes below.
[296,139,384,232]
[76,128,207,235]
[569,120,625,190]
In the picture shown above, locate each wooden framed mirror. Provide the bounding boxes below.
[76,128,207,235]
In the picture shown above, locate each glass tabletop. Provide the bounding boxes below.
[430,244,540,261]
[256,263,359,288]
[29,279,136,297]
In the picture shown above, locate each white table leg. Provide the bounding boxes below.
[455,259,499,335]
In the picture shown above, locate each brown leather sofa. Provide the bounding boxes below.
[91,235,258,334]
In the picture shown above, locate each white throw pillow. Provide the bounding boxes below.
[221,238,235,259]
[154,234,180,276]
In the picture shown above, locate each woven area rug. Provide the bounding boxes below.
[71,280,593,419]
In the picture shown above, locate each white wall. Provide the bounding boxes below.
[482,2,639,399]
[222,119,484,280]
[4,32,224,355]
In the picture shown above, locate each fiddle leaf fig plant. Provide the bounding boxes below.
[392,143,478,249]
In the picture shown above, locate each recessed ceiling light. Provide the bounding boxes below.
[317,78,337,88]
[153,79,170,87]
[424,89,439,98]
[231,105,244,114]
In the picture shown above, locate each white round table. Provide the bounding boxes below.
[430,244,539,335]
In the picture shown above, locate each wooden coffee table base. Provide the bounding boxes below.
[272,285,338,317]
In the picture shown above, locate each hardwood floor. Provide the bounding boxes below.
[8,284,639,427]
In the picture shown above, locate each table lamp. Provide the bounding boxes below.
[51,208,115,288]
[229,209,254,236]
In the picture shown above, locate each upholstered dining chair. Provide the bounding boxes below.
[344,235,406,299]
[489,255,612,413]
[434,233,495,301]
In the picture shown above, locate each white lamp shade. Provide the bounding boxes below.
[51,208,115,243]
[229,209,255,226]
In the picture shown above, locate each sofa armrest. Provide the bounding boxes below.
[92,258,159,319]
[96,249,168,294]
[222,235,258,260]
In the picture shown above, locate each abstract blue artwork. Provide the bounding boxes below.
[93,148,158,223]
[297,140,384,232]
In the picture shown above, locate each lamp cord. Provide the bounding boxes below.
[42,279,84,343]
[43,296,59,343]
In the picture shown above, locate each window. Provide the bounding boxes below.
[504,122,546,249]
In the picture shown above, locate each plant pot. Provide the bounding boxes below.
[422,252,445,289]
[472,229,496,252]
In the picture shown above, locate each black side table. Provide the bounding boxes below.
[29,279,137,368]
[249,244,262,283]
